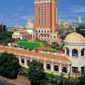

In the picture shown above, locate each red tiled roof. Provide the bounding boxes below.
[56,50,64,54]
[0,46,70,62]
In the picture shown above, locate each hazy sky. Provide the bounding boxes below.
[0,0,85,27]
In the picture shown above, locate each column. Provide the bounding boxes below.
[78,49,81,59]
[51,64,53,72]
[69,49,72,57]
[19,56,22,66]
[51,59,54,72]
[24,57,28,68]
[78,67,81,76]
[59,64,62,75]
[44,64,46,71]
[44,58,46,71]
[68,65,72,74]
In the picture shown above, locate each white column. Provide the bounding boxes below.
[24,57,28,68]
[44,58,46,71]
[78,67,81,75]
[51,64,54,72]
[68,65,71,73]
[19,56,22,66]
[69,49,72,57]
[44,64,46,71]
[78,49,81,59]
[51,59,54,72]
[59,64,62,75]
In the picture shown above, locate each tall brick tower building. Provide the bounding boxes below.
[34,0,58,41]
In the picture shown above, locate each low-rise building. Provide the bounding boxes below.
[12,30,28,40]
[1,32,85,77]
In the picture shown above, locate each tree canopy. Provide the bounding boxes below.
[0,52,21,79]
[28,60,45,85]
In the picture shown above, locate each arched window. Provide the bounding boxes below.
[42,30,43,33]
[81,49,85,56]
[44,30,46,33]
[72,49,78,57]
[54,36,56,38]
[54,65,59,71]
[21,59,24,64]
[27,60,30,66]
[46,64,51,70]
[66,47,69,56]
[62,67,67,73]
[39,30,40,33]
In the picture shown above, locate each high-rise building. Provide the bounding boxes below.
[34,0,58,41]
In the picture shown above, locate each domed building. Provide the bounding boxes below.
[64,32,85,76]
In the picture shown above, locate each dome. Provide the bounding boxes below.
[64,32,85,44]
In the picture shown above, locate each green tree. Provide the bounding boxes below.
[28,60,45,85]
[0,52,21,79]
[78,70,85,85]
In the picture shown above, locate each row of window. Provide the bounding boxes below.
[38,35,57,39]
[72,67,85,73]
[21,59,85,74]
[66,48,85,57]
[36,30,50,33]
[46,64,67,73]
[46,64,85,74]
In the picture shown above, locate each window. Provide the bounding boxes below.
[21,59,24,64]
[27,60,30,66]
[54,36,56,38]
[72,67,78,73]
[50,36,52,38]
[72,49,78,57]
[81,67,85,73]
[44,30,46,33]
[39,30,40,33]
[54,65,59,71]
[81,49,84,56]
[47,30,49,33]
[46,64,51,70]
[66,47,69,56]
[42,30,43,33]
[62,67,67,73]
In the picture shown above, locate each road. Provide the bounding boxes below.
[0,79,14,85]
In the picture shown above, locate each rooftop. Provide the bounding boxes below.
[0,46,70,63]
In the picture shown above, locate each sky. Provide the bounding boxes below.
[0,0,85,27]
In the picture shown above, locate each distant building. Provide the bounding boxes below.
[12,29,35,41]
[12,30,28,40]
[78,16,82,23]
[26,20,33,29]
[0,23,6,32]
